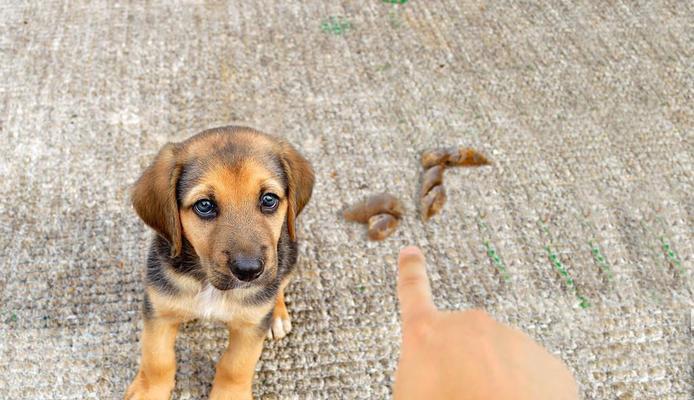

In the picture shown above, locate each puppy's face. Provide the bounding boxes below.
[132,127,314,290]
[179,157,287,288]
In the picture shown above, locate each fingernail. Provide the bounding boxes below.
[399,246,424,263]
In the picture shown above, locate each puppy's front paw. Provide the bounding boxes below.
[124,372,174,400]
[267,290,292,340]
[267,312,292,340]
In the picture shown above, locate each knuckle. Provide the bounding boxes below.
[398,274,424,291]
[403,313,435,341]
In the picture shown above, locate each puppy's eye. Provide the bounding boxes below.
[260,193,279,213]
[193,199,217,218]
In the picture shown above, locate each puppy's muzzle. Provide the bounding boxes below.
[229,256,264,282]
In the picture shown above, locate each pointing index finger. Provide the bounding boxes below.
[397,246,436,325]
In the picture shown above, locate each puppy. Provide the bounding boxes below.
[125,126,314,400]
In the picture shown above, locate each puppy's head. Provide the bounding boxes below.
[132,126,314,290]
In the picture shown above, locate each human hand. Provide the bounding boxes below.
[393,246,578,400]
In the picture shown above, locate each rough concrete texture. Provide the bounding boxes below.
[0,1,692,399]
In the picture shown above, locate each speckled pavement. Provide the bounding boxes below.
[0,1,692,399]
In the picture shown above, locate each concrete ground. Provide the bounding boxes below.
[0,1,691,399]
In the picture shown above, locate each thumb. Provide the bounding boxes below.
[397,246,436,325]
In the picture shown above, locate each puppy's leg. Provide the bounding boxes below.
[125,318,180,400]
[209,324,266,400]
[267,287,292,340]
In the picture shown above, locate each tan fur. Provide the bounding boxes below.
[125,319,180,400]
[209,324,267,400]
[273,288,289,322]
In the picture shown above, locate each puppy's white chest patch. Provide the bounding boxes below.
[194,285,233,321]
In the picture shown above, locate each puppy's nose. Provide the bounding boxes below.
[229,256,264,282]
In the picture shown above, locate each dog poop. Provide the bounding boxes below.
[421,147,490,169]
[367,213,399,241]
[420,185,446,221]
[344,193,404,241]
[420,164,444,198]
[419,147,490,221]
[343,193,404,223]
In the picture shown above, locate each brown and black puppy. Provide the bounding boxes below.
[125,126,314,400]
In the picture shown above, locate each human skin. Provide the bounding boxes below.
[393,246,579,400]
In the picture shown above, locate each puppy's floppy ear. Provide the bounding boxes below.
[131,143,183,257]
[279,141,315,241]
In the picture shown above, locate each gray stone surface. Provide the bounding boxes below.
[0,1,692,399]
